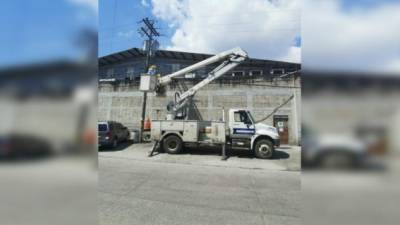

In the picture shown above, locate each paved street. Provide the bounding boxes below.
[99,143,301,225]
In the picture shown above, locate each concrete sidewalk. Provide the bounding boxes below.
[99,143,301,171]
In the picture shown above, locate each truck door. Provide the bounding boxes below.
[230,110,255,139]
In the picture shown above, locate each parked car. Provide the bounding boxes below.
[302,125,366,169]
[98,121,130,148]
[0,134,52,159]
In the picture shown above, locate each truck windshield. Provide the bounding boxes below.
[234,111,253,124]
[247,111,256,124]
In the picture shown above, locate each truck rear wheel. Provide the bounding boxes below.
[163,135,182,154]
[254,139,274,159]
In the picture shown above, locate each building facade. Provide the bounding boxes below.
[98,48,301,145]
[303,72,400,152]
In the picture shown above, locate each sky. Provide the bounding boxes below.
[0,0,398,73]
[99,0,173,57]
[98,0,400,73]
[0,0,97,68]
[99,0,301,63]
[303,0,400,73]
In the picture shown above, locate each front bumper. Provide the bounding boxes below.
[273,138,280,147]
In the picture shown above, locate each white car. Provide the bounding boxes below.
[302,126,367,168]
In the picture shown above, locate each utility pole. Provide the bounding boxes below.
[138,17,160,142]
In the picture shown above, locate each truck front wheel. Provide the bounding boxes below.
[254,139,274,159]
[163,135,182,154]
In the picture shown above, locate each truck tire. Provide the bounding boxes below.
[163,135,182,154]
[254,139,274,159]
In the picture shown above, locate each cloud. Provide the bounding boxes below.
[149,0,300,63]
[151,0,188,28]
[385,59,400,73]
[68,0,98,13]
[303,0,400,74]
[279,46,301,63]
[117,30,135,38]
[141,0,150,8]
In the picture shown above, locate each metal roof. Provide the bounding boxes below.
[0,61,94,80]
[99,48,300,68]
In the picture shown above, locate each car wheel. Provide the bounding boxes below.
[254,139,274,159]
[163,135,182,154]
[319,152,356,169]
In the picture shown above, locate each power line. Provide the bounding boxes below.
[279,70,300,78]
[138,17,161,40]
[256,94,295,123]
[98,26,299,42]
[109,0,118,52]
[99,19,300,31]
[185,9,300,19]
[246,84,301,89]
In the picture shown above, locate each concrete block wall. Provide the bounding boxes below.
[98,79,301,145]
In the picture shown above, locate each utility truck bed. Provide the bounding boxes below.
[151,120,226,145]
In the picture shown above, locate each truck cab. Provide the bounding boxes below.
[227,109,280,159]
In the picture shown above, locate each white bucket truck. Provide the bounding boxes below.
[141,47,280,159]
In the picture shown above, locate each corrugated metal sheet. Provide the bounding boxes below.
[98,48,300,67]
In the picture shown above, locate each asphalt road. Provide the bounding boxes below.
[99,143,301,225]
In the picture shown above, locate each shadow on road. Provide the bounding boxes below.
[0,152,52,163]
[272,150,290,159]
[180,147,290,160]
[98,141,133,152]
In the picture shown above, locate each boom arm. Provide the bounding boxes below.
[158,47,248,86]
[165,47,248,114]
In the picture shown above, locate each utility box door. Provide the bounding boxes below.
[183,121,198,142]
[139,74,156,92]
[160,121,184,131]
[211,122,226,143]
[151,121,161,140]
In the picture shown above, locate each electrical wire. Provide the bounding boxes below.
[256,94,295,123]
